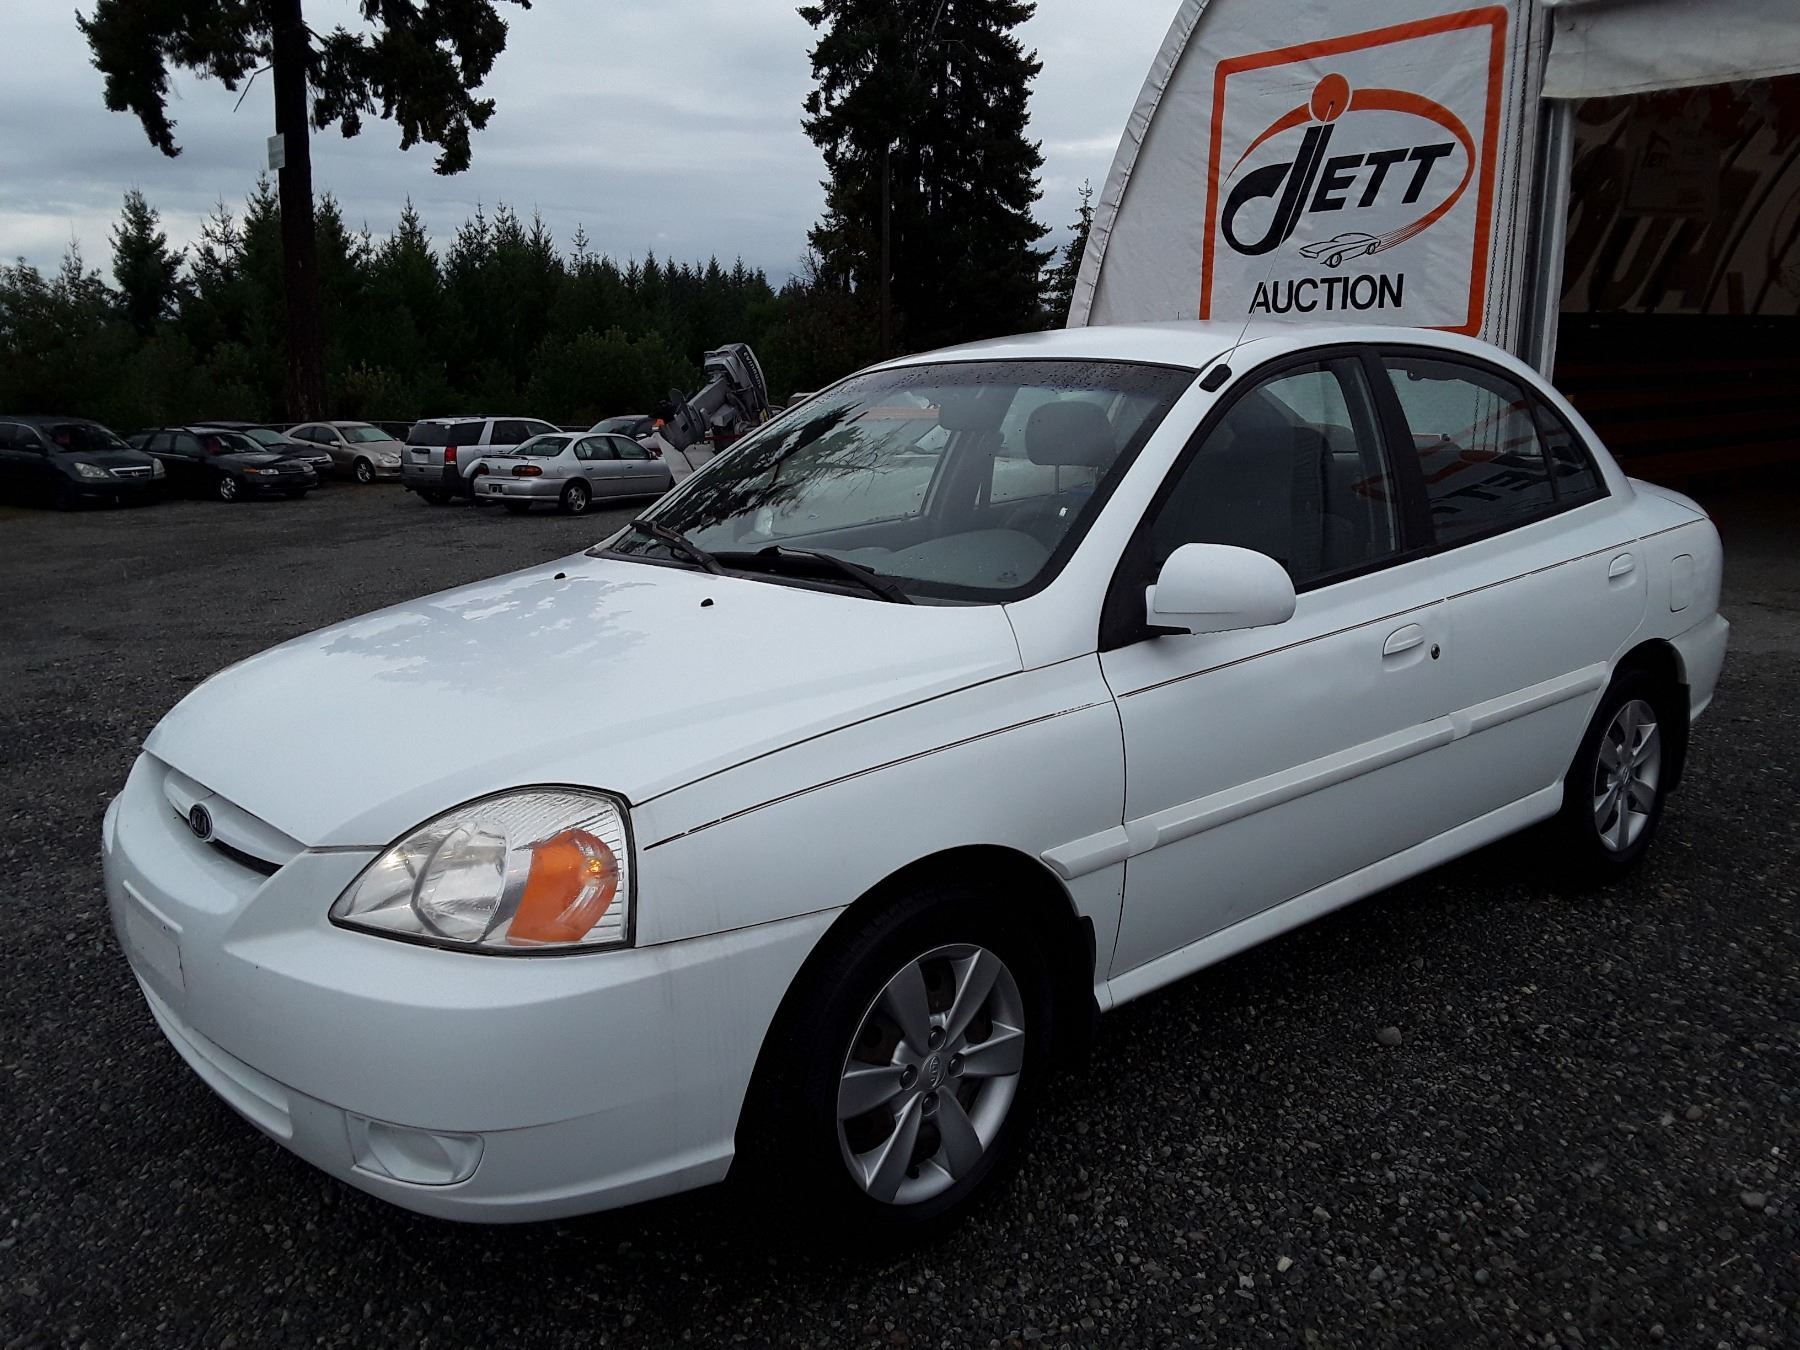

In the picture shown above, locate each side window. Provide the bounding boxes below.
[577,437,614,461]
[1147,360,1403,590]
[173,433,203,455]
[492,420,531,445]
[613,436,649,461]
[451,420,486,446]
[1530,398,1605,504]
[1380,354,1555,545]
[0,423,21,450]
[147,432,174,452]
[529,420,560,438]
[293,426,320,443]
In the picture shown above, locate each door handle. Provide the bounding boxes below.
[1382,624,1425,657]
[1607,553,1636,580]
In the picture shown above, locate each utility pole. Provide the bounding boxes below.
[879,143,892,357]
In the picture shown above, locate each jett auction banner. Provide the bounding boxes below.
[1072,0,1542,346]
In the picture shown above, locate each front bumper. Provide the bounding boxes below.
[74,474,159,499]
[241,472,315,496]
[102,755,830,1222]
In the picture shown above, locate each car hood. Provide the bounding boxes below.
[65,449,153,469]
[214,451,304,469]
[144,554,1023,848]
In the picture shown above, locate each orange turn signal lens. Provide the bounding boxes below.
[507,828,619,946]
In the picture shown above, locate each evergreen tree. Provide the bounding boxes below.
[81,0,530,420]
[1041,178,1094,326]
[801,0,1051,355]
[110,189,184,334]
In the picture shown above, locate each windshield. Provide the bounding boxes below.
[343,426,393,444]
[48,423,128,453]
[243,427,285,446]
[200,430,261,453]
[591,416,648,435]
[609,359,1193,601]
[515,435,572,456]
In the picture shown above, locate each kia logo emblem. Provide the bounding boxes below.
[188,803,214,842]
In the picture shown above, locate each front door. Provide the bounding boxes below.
[1101,355,1454,977]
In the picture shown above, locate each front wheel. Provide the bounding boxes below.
[353,458,375,485]
[1553,669,1679,874]
[739,883,1053,1235]
[216,475,240,503]
[560,479,591,515]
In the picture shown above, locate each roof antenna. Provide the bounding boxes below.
[1204,190,1315,390]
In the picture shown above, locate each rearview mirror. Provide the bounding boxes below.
[1146,542,1297,636]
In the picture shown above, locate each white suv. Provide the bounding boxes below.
[402,416,562,502]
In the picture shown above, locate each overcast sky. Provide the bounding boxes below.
[0,0,1177,283]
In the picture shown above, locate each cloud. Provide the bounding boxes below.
[0,0,1174,281]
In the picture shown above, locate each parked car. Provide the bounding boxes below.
[588,414,656,441]
[103,322,1726,1234]
[140,426,317,502]
[0,415,162,508]
[471,431,675,515]
[401,415,564,502]
[286,421,405,483]
[198,422,334,481]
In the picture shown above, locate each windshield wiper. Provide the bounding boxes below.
[626,518,724,574]
[716,545,913,604]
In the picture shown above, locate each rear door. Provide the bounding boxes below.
[1369,347,1645,821]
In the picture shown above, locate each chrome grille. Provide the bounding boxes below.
[112,465,152,479]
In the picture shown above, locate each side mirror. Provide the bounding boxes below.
[1146,542,1297,636]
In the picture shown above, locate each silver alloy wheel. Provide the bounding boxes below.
[836,942,1025,1206]
[354,458,374,484]
[1593,697,1661,852]
[218,475,238,502]
[565,480,589,514]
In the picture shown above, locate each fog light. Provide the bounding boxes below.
[347,1114,482,1186]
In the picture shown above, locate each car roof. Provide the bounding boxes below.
[870,320,1536,378]
[7,414,110,428]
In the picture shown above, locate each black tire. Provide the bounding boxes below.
[419,489,449,505]
[52,481,80,511]
[466,468,487,499]
[1552,667,1682,876]
[503,502,532,515]
[560,479,591,515]
[285,489,308,500]
[353,458,375,485]
[737,881,1055,1237]
[216,475,240,503]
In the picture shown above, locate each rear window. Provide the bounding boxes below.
[408,421,486,447]
[517,435,573,456]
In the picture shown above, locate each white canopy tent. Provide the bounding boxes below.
[1071,0,1800,371]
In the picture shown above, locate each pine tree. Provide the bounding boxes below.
[801,0,1051,355]
[110,189,184,334]
[1042,178,1094,326]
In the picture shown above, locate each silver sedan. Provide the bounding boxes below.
[472,432,675,515]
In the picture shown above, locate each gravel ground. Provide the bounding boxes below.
[1,482,1795,1349]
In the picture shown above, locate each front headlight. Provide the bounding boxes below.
[330,788,632,954]
[245,467,279,476]
[74,462,111,480]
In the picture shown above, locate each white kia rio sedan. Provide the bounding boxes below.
[104,323,1727,1232]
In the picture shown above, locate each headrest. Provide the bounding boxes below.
[1025,401,1116,468]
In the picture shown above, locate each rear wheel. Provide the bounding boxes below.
[738,882,1052,1236]
[503,502,531,515]
[216,475,239,503]
[419,489,449,505]
[560,479,591,515]
[1553,668,1680,875]
[353,458,375,485]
